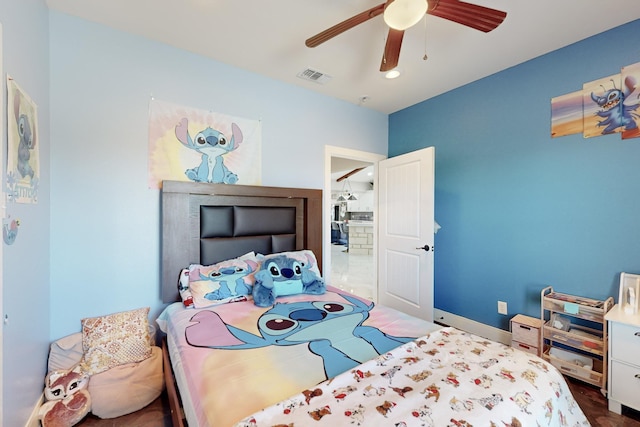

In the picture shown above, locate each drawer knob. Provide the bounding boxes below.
[519,325,531,330]
[636,374,640,379]
[635,332,640,337]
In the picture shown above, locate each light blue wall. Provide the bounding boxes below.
[48,12,388,340]
[389,19,640,330]
[1,0,51,425]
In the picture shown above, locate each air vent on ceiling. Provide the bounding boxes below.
[297,68,332,85]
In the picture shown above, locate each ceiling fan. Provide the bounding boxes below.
[305,0,507,72]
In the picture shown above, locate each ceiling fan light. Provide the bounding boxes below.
[385,69,401,79]
[383,0,427,30]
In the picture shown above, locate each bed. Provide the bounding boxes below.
[158,180,590,427]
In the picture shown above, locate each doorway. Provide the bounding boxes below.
[323,146,385,301]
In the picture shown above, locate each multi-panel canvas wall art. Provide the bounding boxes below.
[551,61,640,140]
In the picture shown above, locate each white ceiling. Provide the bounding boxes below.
[45,1,640,114]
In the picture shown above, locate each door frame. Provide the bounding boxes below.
[0,23,5,424]
[323,146,386,293]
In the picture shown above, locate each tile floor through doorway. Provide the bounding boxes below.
[330,243,376,301]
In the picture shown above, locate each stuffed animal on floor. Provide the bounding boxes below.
[253,253,326,307]
[39,365,91,427]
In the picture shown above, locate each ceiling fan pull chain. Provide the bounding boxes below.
[423,15,428,61]
[382,26,388,65]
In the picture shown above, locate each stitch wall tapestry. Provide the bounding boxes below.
[551,60,640,139]
[148,99,261,188]
[6,76,39,204]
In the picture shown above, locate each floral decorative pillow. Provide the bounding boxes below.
[186,253,259,308]
[79,307,151,375]
[253,250,326,307]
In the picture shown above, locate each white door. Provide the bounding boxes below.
[378,147,435,321]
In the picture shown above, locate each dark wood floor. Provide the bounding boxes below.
[74,377,640,427]
[565,377,640,427]
[75,392,173,427]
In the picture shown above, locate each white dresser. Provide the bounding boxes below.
[605,304,640,414]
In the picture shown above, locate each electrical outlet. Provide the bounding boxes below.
[497,301,508,315]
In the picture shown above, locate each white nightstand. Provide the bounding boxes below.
[605,304,640,414]
[511,314,544,357]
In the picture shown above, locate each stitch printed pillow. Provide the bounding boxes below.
[177,268,194,307]
[253,250,326,307]
[188,253,259,308]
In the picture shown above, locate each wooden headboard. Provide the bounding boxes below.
[161,180,323,302]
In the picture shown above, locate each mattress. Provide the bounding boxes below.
[157,286,441,427]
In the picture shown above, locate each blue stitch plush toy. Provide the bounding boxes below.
[253,254,325,307]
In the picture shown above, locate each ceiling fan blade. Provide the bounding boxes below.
[380,28,404,72]
[427,0,507,33]
[306,3,386,47]
[336,167,365,182]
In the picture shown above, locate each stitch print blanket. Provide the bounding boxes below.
[158,286,441,427]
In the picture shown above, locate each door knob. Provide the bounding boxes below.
[416,244,431,251]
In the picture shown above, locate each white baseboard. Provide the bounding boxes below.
[25,394,43,427]
[434,309,511,345]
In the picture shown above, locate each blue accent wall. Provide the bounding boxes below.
[389,20,640,330]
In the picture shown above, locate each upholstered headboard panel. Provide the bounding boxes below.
[161,180,322,302]
[200,205,298,263]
